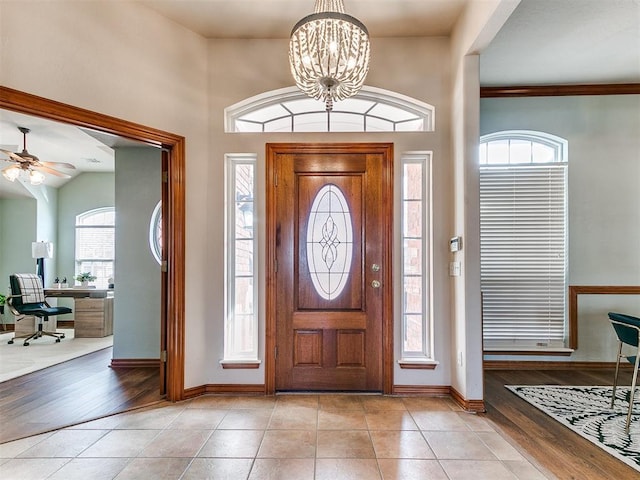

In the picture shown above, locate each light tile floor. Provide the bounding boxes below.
[0,395,554,480]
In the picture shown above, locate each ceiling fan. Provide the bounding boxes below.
[1,127,76,185]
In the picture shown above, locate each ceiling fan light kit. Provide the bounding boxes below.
[0,126,76,185]
[2,165,20,182]
[289,0,370,112]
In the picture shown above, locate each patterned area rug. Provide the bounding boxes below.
[506,385,640,472]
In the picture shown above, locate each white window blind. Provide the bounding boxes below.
[480,164,567,349]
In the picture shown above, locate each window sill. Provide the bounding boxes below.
[398,359,439,369]
[484,348,574,356]
[220,360,262,369]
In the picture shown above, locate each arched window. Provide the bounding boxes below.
[75,207,115,289]
[480,131,568,352]
[225,86,435,133]
[149,201,162,265]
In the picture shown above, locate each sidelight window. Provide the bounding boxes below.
[400,152,433,363]
[223,154,259,364]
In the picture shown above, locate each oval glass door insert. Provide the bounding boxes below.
[306,184,353,300]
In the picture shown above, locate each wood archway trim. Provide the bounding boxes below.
[0,86,186,401]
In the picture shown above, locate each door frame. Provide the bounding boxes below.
[265,142,394,394]
[0,86,186,401]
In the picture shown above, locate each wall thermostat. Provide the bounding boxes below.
[449,236,462,252]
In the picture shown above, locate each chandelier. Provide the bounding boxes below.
[289,0,370,111]
[2,164,45,185]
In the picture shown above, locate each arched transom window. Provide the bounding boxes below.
[225,86,435,133]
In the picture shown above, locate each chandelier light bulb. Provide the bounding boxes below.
[289,0,370,111]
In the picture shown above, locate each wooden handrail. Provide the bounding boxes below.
[568,285,640,349]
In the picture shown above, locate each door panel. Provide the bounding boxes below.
[270,144,392,392]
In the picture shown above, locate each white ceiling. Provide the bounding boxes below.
[138,0,468,38]
[2,0,638,197]
[480,0,640,86]
[138,0,639,85]
[0,111,147,198]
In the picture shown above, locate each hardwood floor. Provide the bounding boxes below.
[484,368,637,480]
[0,347,163,444]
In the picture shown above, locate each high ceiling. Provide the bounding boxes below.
[139,0,640,85]
[138,0,468,38]
[2,0,638,198]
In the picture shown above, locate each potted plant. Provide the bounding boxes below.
[75,272,97,287]
[0,293,5,315]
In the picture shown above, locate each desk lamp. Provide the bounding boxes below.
[32,241,53,286]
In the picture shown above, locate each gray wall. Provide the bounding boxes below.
[113,147,161,359]
[56,172,115,319]
[57,172,115,283]
[0,197,37,323]
[480,94,640,362]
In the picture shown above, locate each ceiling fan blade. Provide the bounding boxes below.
[1,164,20,173]
[34,165,71,178]
[0,149,28,163]
[40,161,76,170]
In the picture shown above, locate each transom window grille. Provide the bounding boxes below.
[225,86,434,133]
[401,152,432,361]
[480,131,568,350]
[306,184,354,301]
[224,154,259,363]
[75,207,115,289]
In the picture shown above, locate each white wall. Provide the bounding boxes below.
[447,0,520,401]
[0,0,515,395]
[0,0,209,386]
[481,95,640,362]
[206,37,456,389]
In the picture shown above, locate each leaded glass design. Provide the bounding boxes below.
[306,184,353,300]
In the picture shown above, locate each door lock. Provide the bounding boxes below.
[371,264,380,272]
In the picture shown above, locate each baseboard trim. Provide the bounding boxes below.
[450,387,485,413]
[1,320,74,331]
[110,358,160,368]
[392,385,450,396]
[483,361,629,370]
[184,384,266,399]
[181,383,486,411]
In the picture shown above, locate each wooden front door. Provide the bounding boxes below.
[267,143,393,392]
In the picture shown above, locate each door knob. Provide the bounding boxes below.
[371,280,381,288]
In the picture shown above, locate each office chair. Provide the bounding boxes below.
[608,311,640,434]
[7,273,71,346]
